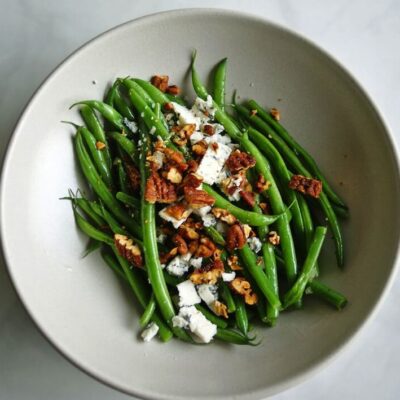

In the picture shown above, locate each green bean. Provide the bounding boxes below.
[108,131,138,163]
[240,134,298,282]
[72,100,124,130]
[165,93,186,106]
[220,282,236,313]
[248,100,347,209]
[101,250,128,281]
[140,294,157,328]
[99,203,130,237]
[239,106,344,266]
[308,280,348,310]
[195,304,228,329]
[133,78,169,106]
[82,239,102,258]
[138,124,191,342]
[123,79,157,109]
[73,207,114,246]
[116,191,141,209]
[203,226,226,246]
[72,195,106,227]
[234,295,249,335]
[332,203,350,219]
[74,130,142,239]
[111,249,173,342]
[202,184,281,227]
[213,58,227,111]
[115,158,129,193]
[80,126,113,188]
[105,81,118,106]
[215,328,256,345]
[113,85,136,121]
[283,226,327,308]
[239,245,282,310]
[79,105,112,171]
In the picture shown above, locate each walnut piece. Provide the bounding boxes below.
[270,107,280,121]
[145,171,177,204]
[150,75,169,92]
[114,234,143,267]
[211,300,229,318]
[184,186,215,209]
[226,224,246,251]
[228,254,242,271]
[225,150,256,173]
[288,175,322,198]
[211,208,237,225]
[268,231,281,246]
[230,277,258,305]
[189,259,224,285]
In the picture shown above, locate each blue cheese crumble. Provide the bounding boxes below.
[247,237,262,253]
[141,322,159,342]
[177,280,201,307]
[166,253,192,277]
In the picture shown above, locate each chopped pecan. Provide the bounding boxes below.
[160,247,178,264]
[172,133,187,147]
[270,107,280,121]
[289,175,322,198]
[195,236,217,258]
[164,203,189,220]
[124,161,141,192]
[268,231,280,246]
[202,124,214,135]
[146,150,165,171]
[211,208,237,225]
[145,171,177,204]
[188,239,199,255]
[225,150,256,173]
[96,141,106,150]
[150,75,169,92]
[192,140,208,156]
[210,142,219,152]
[240,191,255,208]
[172,234,188,255]
[164,102,174,111]
[226,224,246,251]
[212,248,223,261]
[255,174,270,193]
[166,85,180,95]
[181,173,203,189]
[164,166,183,184]
[259,202,270,215]
[184,186,215,209]
[178,220,201,240]
[211,300,229,318]
[114,234,143,267]
[230,277,258,305]
[187,159,198,173]
[163,147,188,172]
[228,254,242,271]
[189,259,224,285]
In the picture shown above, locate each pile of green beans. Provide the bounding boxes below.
[65,55,348,345]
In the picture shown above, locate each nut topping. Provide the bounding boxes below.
[226,224,246,251]
[288,175,322,198]
[230,277,258,305]
[225,150,256,173]
[114,234,143,267]
[150,75,169,92]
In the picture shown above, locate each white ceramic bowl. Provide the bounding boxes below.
[2,9,400,400]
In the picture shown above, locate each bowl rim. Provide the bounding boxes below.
[1,7,400,400]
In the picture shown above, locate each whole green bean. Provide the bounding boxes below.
[248,100,347,209]
[195,304,228,329]
[283,226,327,308]
[72,100,124,130]
[74,130,142,239]
[215,328,256,345]
[234,295,249,335]
[308,280,348,310]
[202,184,281,227]
[213,58,227,111]
[133,78,169,106]
[140,294,157,328]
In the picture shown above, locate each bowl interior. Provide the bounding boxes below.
[2,9,400,400]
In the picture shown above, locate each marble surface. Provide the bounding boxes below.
[1,1,399,399]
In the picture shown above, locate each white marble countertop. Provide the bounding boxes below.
[1,1,399,399]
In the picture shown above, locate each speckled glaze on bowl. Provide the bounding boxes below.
[1,8,400,400]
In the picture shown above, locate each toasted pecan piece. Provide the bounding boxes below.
[164,166,183,184]
[184,186,215,209]
[230,277,258,305]
[150,75,169,92]
[195,236,217,258]
[289,175,322,198]
[211,300,229,318]
[96,141,106,150]
[164,102,174,111]
[255,174,270,193]
[270,107,280,121]
[145,171,177,204]
[225,150,256,173]
[172,234,188,255]
[227,254,242,271]
[160,247,178,264]
[163,147,188,172]
[211,208,237,225]
[240,191,256,208]
[181,173,203,190]
[187,159,199,173]
[166,85,180,95]
[192,140,208,156]
[226,224,246,251]
[189,259,224,285]
[202,124,214,135]
[114,234,143,267]
[164,203,189,220]
[178,221,200,240]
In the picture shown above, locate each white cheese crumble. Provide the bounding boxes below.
[196,142,232,185]
[215,221,228,234]
[247,237,262,253]
[197,284,218,305]
[156,233,167,244]
[189,257,203,269]
[190,131,204,145]
[166,253,192,277]
[159,207,192,228]
[177,280,201,307]
[222,272,236,282]
[141,322,159,342]
[192,95,216,119]
[173,306,217,343]
[123,118,138,133]
[171,102,201,129]
[202,213,216,227]
[149,126,156,135]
